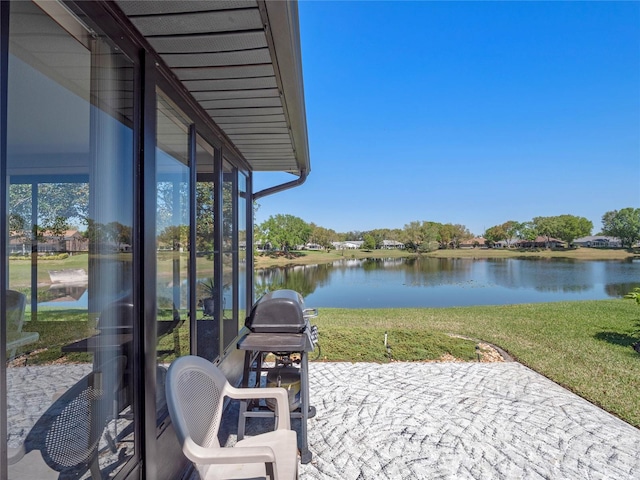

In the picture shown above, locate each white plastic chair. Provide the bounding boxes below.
[165,355,299,480]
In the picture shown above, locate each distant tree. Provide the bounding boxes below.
[418,222,440,252]
[9,213,25,234]
[309,223,338,249]
[387,228,404,242]
[502,220,520,247]
[157,225,189,251]
[367,229,391,249]
[438,223,471,249]
[531,215,592,246]
[195,182,215,253]
[10,183,89,234]
[30,215,68,242]
[106,221,133,251]
[601,208,640,248]
[402,221,424,251]
[402,221,439,252]
[532,216,560,246]
[258,214,311,252]
[515,221,537,243]
[484,224,506,247]
[362,234,376,250]
[341,230,364,241]
[554,214,592,244]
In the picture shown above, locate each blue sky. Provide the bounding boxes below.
[253,1,640,236]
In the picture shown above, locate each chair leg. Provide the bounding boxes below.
[265,462,275,480]
[89,456,103,480]
[173,328,181,356]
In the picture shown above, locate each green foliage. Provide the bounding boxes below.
[515,221,537,241]
[624,287,640,305]
[253,208,631,254]
[484,220,523,247]
[9,252,71,261]
[437,223,472,248]
[602,208,640,248]
[257,214,311,251]
[308,223,338,249]
[555,214,593,243]
[532,214,593,244]
[85,219,132,251]
[484,224,506,246]
[401,220,439,251]
[362,233,376,250]
[157,224,190,250]
[10,183,89,232]
[199,278,216,297]
[196,182,215,253]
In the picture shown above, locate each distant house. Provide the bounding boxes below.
[8,231,30,255]
[493,238,518,248]
[573,236,622,248]
[332,241,363,250]
[48,230,88,252]
[516,236,566,249]
[255,241,272,251]
[9,229,89,254]
[459,237,486,249]
[305,243,323,250]
[381,240,404,249]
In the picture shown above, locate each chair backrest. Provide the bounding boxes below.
[166,355,229,451]
[6,290,26,332]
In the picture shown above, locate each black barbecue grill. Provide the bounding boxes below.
[238,289,318,464]
[246,288,317,334]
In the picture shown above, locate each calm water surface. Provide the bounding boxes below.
[254,257,640,308]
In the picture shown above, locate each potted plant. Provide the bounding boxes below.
[199,278,216,317]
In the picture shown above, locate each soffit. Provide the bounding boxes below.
[115,0,309,174]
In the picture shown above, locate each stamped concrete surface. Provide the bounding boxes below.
[295,362,640,480]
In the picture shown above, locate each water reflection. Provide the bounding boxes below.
[255,263,332,298]
[254,257,640,308]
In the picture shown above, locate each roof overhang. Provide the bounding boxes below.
[115,0,310,175]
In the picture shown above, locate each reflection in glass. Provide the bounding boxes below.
[222,161,237,350]
[238,172,248,327]
[156,93,191,419]
[6,2,135,477]
[195,136,219,361]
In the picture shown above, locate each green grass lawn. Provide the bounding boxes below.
[313,300,640,428]
[8,254,90,288]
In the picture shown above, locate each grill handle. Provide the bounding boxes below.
[303,308,318,318]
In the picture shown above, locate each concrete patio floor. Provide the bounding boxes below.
[222,361,640,480]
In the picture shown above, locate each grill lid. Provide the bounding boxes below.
[245,289,306,333]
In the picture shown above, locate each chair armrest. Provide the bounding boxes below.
[183,437,276,465]
[7,445,26,465]
[226,385,291,430]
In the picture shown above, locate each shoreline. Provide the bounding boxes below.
[254,246,640,269]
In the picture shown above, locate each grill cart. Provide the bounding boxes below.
[237,289,318,464]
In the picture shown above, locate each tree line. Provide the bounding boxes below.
[9,182,638,253]
[255,208,640,252]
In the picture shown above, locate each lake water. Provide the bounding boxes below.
[254,257,640,308]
